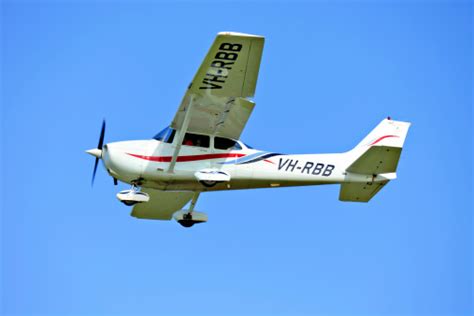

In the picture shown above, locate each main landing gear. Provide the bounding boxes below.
[116,184,150,206]
[199,180,217,188]
[195,169,230,188]
[173,192,208,228]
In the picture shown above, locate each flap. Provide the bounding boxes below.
[131,189,194,220]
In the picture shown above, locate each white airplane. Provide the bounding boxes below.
[86,32,411,228]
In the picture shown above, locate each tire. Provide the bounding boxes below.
[123,201,137,206]
[200,180,217,188]
[178,220,195,228]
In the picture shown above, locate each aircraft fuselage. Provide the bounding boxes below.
[102,139,386,192]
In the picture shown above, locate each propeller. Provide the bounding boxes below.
[87,120,106,186]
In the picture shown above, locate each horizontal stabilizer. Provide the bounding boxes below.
[339,181,389,202]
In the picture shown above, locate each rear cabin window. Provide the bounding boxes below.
[182,133,210,148]
[214,137,242,150]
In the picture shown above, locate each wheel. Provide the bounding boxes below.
[178,220,195,228]
[200,180,217,188]
[122,200,137,206]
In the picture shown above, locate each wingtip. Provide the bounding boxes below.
[217,31,264,39]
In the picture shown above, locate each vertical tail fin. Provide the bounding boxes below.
[348,118,411,174]
[340,118,411,202]
[354,117,411,150]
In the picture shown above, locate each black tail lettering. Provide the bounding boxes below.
[286,160,298,172]
[278,159,289,170]
[219,43,242,52]
[301,162,314,174]
[215,51,238,61]
[322,164,335,176]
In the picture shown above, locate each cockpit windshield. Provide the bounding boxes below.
[153,127,176,143]
[243,142,253,149]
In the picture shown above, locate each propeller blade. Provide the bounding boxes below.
[92,158,99,186]
[91,119,106,187]
[97,119,106,150]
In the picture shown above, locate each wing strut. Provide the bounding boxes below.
[167,96,194,173]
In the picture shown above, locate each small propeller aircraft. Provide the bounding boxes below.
[86,32,411,227]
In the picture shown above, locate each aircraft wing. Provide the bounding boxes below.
[171,32,264,140]
[131,189,193,220]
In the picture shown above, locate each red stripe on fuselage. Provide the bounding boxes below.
[369,135,399,146]
[126,153,246,162]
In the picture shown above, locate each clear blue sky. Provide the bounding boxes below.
[1,1,472,315]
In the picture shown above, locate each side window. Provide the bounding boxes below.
[214,137,242,150]
[243,142,253,149]
[182,133,210,148]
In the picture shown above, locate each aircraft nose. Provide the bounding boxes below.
[101,144,113,170]
[101,142,144,183]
